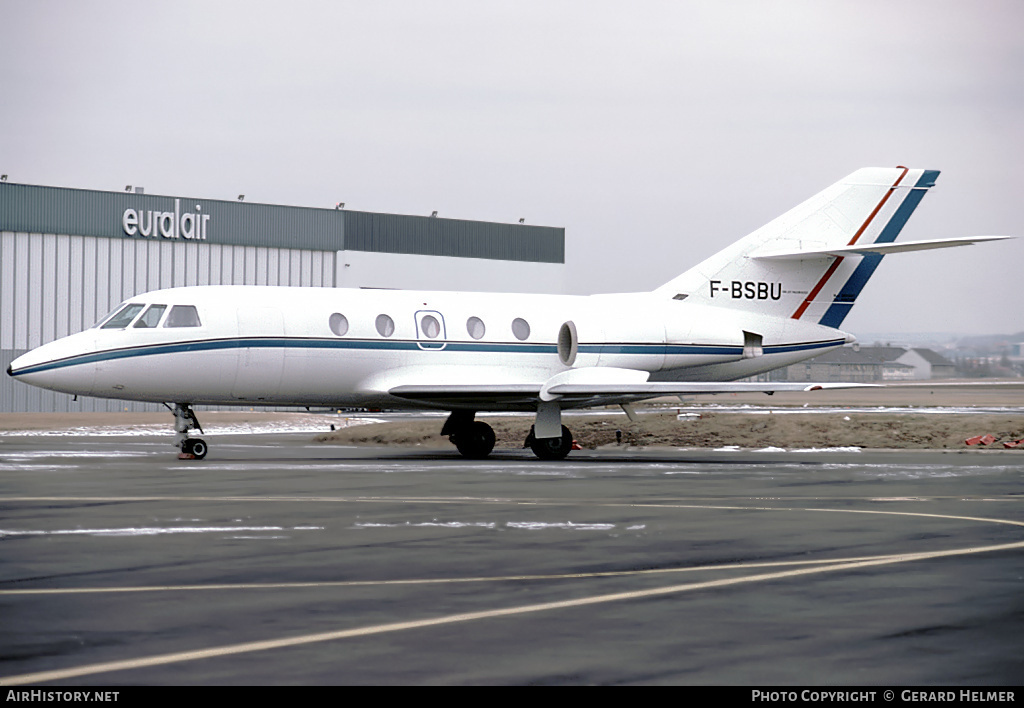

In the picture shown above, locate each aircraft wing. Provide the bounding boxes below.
[388,368,876,410]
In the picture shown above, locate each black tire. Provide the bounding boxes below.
[454,421,496,459]
[185,438,208,459]
[529,425,573,460]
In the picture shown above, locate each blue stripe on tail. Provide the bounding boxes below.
[818,170,940,328]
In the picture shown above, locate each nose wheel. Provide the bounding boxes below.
[167,403,207,459]
[181,437,208,459]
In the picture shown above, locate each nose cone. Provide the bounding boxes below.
[7,332,97,396]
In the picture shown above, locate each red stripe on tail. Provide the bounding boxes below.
[791,167,909,320]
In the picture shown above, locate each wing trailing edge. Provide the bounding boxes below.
[388,367,877,409]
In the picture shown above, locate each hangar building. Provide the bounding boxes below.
[1,181,566,413]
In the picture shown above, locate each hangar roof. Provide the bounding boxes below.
[0,182,564,264]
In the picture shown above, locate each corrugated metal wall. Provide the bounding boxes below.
[342,211,564,263]
[1,231,335,412]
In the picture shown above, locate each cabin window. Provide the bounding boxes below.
[375,314,395,337]
[511,317,531,341]
[329,313,349,336]
[466,316,486,340]
[164,305,202,328]
[420,314,441,338]
[134,304,167,328]
[101,303,145,329]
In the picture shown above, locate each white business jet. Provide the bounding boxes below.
[7,167,1009,460]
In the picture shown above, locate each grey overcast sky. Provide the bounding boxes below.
[1,0,1020,336]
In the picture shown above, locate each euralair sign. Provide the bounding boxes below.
[122,199,209,240]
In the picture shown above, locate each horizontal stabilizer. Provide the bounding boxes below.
[751,235,1013,260]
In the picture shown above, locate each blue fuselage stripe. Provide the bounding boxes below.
[10,336,845,377]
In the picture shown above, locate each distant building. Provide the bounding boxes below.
[908,348,957,379]
[772,345,956,382]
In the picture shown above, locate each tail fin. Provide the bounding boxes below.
[656,167,939,327]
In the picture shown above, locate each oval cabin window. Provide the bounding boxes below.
[466,316,486,340]
[511,317,530,341]
[375,314,395,337]
[420,314,440,338]
[329,313,349,336]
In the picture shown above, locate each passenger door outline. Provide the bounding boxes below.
[414,310,447,350]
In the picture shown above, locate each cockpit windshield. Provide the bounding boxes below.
[93,302,126,328]
[134,304,167,328]
[94,303,200,330]
[99,303,146,329]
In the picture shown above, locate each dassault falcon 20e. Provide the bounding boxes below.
[7,167,1009,460]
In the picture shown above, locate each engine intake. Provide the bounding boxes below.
[557,321,578,366]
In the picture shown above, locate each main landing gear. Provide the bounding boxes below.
[442,411,495,459]
[442,411,575,461]
[524,425,574,461]
[167,403,208,459]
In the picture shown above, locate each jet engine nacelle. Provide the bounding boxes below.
[566,298,747,373]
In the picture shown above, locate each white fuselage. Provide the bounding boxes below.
[9,285,848,410]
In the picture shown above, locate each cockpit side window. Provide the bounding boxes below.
[100,303,146,329]
[133,304,167,328]
[164,305,202,328]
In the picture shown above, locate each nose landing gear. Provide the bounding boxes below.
[181,437,208,459]
[167,403,208,459]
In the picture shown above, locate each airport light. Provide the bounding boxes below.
[238,195,245,201]
[431,211,438,217]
